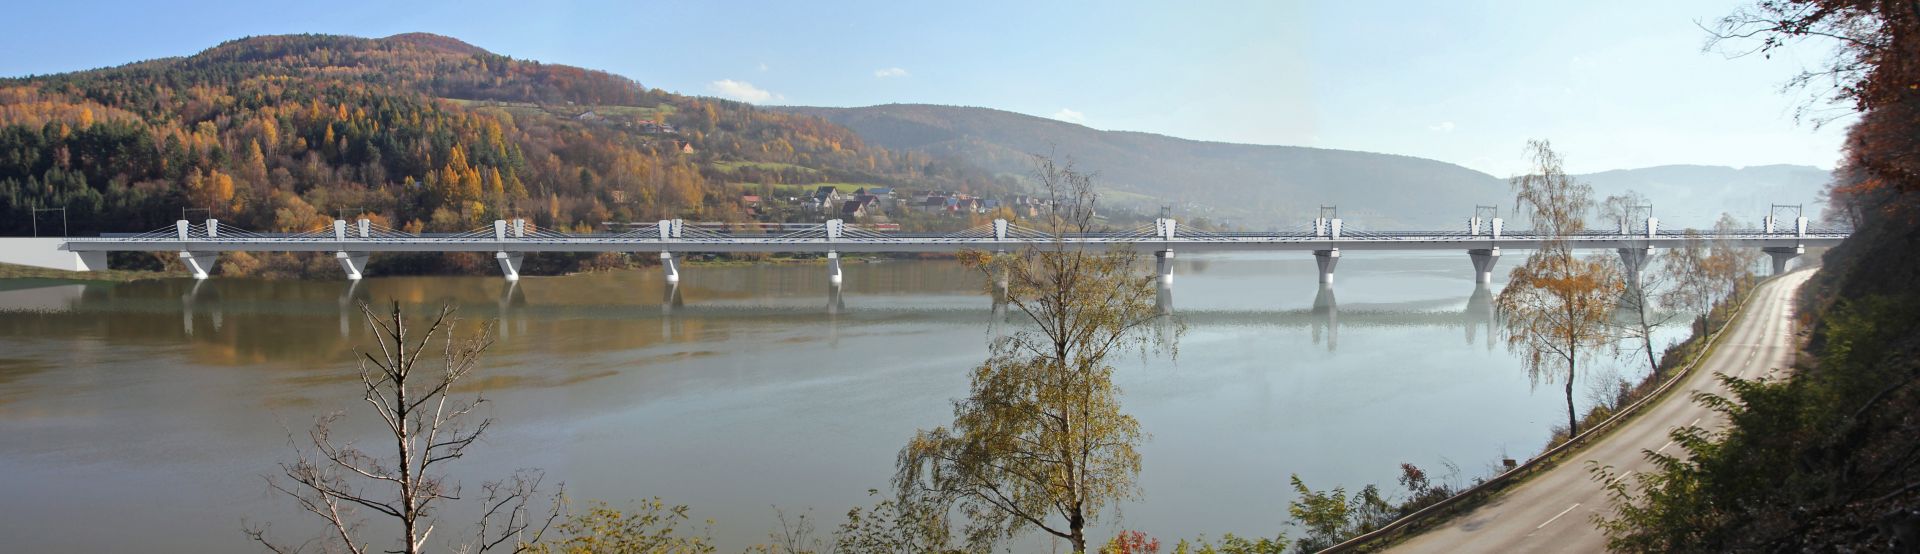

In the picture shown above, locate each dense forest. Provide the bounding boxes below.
[0,33,1013,274]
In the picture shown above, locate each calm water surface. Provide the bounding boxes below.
[0,252,1682,552]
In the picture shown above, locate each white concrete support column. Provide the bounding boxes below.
[1155,250,1175,284]
[1468,247,1500,284]
[1617,246,1652,289]
[1313,248,1340,284]
[826,251,843,285]
[496,251,524,281]
[1764,245,1803,276]
[337,251,370,280]
[660,252,679,284]
[179,250,218,280]
[992,250,1010,292]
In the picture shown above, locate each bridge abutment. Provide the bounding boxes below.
[1764,245,1803,275]
[1314,248,1340,284]
[496,252,524,281]
[1468,247,1500,284]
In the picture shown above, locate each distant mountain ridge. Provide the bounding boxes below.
[778,104,1508,227]
[1576,164,1832,228]
[780,104,1831,229]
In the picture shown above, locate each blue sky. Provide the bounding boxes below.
[0,0,1849,176]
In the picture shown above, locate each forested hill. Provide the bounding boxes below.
[779,104,1509,228]
[1576,164,1832,228]
[0,33,1004,241]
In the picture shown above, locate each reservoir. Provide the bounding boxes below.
[0,251,1683,552]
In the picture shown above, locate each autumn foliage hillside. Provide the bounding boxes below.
[0,33,1004,274]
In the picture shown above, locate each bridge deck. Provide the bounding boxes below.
[61,219,1848,254]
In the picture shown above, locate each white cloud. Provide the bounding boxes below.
[873,67,910,78]
[757,62,769,72]
[1427,121,1456,133]
[1051,108,1087,124]
[708,79,782,104]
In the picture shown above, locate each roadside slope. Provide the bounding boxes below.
[1390,269,1814,553]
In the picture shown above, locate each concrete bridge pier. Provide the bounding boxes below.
[496,251,524,281]
[1468,248,1500,284]
[660,252,679,284]
[1155,250,1175,284]
[1617,246,1652,289]
[827,251,843,285]
[1313,249,1340,284]
[993,250,1010,292]
[179,251,219,280]
[336,251,370,280]
[1764,245,1804,275]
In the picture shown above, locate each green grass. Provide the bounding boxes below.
[0,262,168,283]
[743,183,885,196]
[1099,189,1160,204]
[711,160,818,174]
[441,98,676,121]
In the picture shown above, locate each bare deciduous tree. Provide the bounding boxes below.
[247,302,559,554]
[1612,266,1681,378]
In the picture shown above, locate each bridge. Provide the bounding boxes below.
[37,210,1848,284]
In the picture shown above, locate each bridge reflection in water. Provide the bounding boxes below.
[0,276,1545,357]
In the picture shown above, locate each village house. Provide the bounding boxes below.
[839,199,868,219]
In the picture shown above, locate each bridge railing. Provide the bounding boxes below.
[60,218,1853,246]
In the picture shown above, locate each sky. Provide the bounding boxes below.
[0,0,1852,176]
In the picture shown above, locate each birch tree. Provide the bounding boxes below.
[1498,140,1624,436]
[1598,191,1679,376]
[895,157,1167,553]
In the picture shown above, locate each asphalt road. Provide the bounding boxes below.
[1389,269,1813,553]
